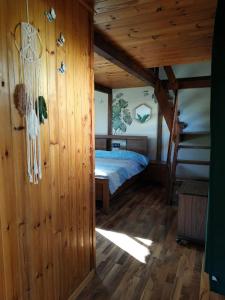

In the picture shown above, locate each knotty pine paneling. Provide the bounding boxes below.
[94,0,216,88]
[0,1,95,299]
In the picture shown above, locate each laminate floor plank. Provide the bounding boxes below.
[78,184,204,300]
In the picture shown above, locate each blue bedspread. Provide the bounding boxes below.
[95,150,150,194]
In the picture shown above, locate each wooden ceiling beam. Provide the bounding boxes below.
[95,82,112,94]
[162,76,211,90]
[94,30,173,130]
[94,29,156,86]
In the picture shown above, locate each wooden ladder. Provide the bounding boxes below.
[167,92,181,204]
[163,66,210,204]
[169,127,210,204]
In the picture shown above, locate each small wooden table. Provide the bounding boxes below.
[177,181,208,244]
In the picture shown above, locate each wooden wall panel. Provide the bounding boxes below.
[0,1,95,299]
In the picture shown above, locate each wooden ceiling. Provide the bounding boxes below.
[94,53,147,88]
[94,0,217,88]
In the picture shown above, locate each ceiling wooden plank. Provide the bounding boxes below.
[94,53,147,88]
[94,1,216,88]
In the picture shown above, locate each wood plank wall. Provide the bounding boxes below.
[0,0,95,299]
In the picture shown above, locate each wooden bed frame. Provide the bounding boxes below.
[95,135,148,213]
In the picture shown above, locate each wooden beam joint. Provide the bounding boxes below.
[95,82,112,94]
[164,66,179,93]
[162,76,211,90]
[94,30,175,132]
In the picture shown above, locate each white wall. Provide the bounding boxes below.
[112,87,158,159]
[95,90,108,135]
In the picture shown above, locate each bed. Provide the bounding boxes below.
[95,135,149,212]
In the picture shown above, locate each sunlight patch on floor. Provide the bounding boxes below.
[96,228,153,264]
[135,237,152,247]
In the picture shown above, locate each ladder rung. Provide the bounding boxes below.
[176,177,209,182]
[180,131,210,142]
[181,131,210,136]
[178,145,210,150]
[177,160,210,165]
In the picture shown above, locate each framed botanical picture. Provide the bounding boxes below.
[134,104,152,123]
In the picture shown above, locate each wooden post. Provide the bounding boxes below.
[156,108,163,161]
[167,91,179,167]
[154,67,162,162]
[164,66,179,93]
[94,82,112,135]
[108,91,112,135]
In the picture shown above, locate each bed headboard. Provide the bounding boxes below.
[95,135,148,155]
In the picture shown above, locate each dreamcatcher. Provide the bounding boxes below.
[14,0,43,184]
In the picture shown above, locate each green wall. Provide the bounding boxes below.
[205,0,225,295]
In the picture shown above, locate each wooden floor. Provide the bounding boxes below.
[77,184,204,300]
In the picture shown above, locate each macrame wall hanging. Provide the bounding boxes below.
[14,0,43,184]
